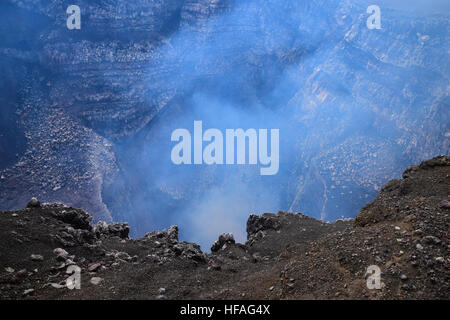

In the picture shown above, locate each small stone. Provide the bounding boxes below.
[30,254,44,262]
[394,226,401,231]
[17,269,27,278]
[5,267,15,273]
[439,200,450,209]
[400,274,408,281]
[424,236,441,245]
[435,257,444,263]
[416,244,424,251]
[54,248,69,261]
[158,288,166,294]
[23,289,34,296]
[208,262,221,271]
[54,248,68,256]
[269,286,274,291]
[90,277,103,285]
[173,244,183,255]
[211,233,235,252]
[251,253,260,263]
[88,263,102,272]
[50,283,65,289]
[56,263,66,270]
[65,259,75,266]
[116,252,132,261]
[156,295,167,300]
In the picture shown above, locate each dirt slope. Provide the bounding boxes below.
[0,156,448,300]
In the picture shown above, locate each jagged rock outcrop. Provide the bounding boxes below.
[46,204,93,230]
[211,233,235,252]
[247,213,281,239]
[26,198,40,208]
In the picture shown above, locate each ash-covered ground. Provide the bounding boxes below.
[0,156,448,300]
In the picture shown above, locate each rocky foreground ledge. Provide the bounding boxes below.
[0,156,449,300]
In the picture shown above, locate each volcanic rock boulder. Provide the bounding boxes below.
[26,198,40,208]
[93,221,130,239]
[211,233,235,252]
[247,213,281,239]
[144,225,179,244]
[46,204,93,230]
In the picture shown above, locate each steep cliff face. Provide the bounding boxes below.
[0,0,227,223]
[0,1,448,244]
